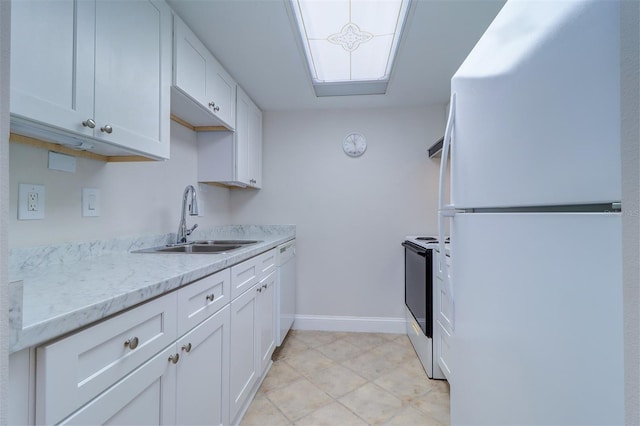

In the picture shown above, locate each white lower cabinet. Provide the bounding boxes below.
[59,345,178,425]
[36,292,178,425]
[175,305,230,426]
[229,283,260,422]
[230,270,277,423]
[257,272,277,375]
[19,250,279,426]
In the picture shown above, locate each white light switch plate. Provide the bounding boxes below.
[18,183,45,220]
[82,188,100,217]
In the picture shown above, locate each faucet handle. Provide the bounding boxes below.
[186,223,198,236]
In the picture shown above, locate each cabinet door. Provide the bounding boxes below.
[207,60,236,128]
[93,0,171,159]
[59,345,177,425]
[229,284,259,421]
[258,272,276,374]
[173,15,236,130]
[235,88,251,185]
[248,101,263,188]
[176,305,231,426]
[173,15,209,109]
[10,0,94,135]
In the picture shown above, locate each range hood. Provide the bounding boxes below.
[428,136,444,158]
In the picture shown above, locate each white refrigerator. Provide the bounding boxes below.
[437,1,624,424]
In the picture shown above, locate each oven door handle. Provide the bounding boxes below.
[402,242,427,257]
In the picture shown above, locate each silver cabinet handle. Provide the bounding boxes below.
[206,293,215,302]
[262,284,267,289]
[250,179,256,184]
[181,343,192,353]
[100,125,113,134]
[124,337,139,350]
[168,353,180,364]
[257,287,262,293]
[208,102,220,112]
[214,106,220,112]
[82,118,96,128]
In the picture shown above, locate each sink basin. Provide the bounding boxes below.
[191,240,260,245]
[132,240,261,254]
[156,244,242,253]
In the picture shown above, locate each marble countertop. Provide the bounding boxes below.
[8,225,295,353]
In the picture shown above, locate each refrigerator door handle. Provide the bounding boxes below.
[438,93,456,329]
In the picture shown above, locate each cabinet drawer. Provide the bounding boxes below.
[231,257,260,300]
[436,321,452,381]
[256,248,276,279]
[36,292,178,425]
[178,269,230,335]
[231,249,277,300]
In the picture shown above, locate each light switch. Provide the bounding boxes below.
[82,188,100,217]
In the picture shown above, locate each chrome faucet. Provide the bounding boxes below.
[177,185,199,244]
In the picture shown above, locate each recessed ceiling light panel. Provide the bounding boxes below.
[290,0,412,96]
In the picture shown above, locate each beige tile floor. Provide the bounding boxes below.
[241,330,450,426]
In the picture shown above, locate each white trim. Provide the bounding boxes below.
[292,315,407,334]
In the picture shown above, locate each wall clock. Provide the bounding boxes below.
[343,133,367,157]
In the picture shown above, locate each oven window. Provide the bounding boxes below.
[404,243,433,338]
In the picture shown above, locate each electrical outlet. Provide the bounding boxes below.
[18,184,45,220]
[28,192,38,211]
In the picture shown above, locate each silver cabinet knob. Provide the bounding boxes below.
[82,118,96,128]
[168,353,180,364]
[206,293,215,302]
[124,337,139,350]
[208,102,220,112]
[257,287,262,293]
[181,343,192,353]
[249,179,256,184]
[262,284,267,289]
[100,125,113,134]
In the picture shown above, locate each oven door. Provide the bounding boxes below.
[402,241,433,338]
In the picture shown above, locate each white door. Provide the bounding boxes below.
[207,61,236,128]
[176,306,230,426]
[235,88,251,185]
[449,212,624,425]
[248,101,263,188]
[258,272,276,373]
[229,284,259,421]
[93,0,170,158]
[450,0,620,208]
[10,0,94,135]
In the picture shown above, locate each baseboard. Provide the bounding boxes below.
[292,314,407,334]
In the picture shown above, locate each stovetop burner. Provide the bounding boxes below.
[415,236,450,243]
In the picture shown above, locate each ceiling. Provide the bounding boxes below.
[167,0,506,112]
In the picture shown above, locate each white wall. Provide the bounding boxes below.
[230,106,444,327]
[0,1,11,422]
[8,122,232,248]
[621,1,640,423]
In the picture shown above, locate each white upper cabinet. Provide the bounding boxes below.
[10,0,172,160]
[172,15,236,130]
[196,87,262,188]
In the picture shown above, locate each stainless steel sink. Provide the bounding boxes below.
[132,240,261,254]
[156,244,242,253]
[191,240,260,245]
